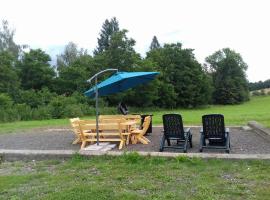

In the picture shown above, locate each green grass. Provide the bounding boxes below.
[0,154,270,199]
[151,95,270,127]
[0,96,269,134]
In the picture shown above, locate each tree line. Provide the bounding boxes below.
[0,18,250,122]
[249,79,270,91]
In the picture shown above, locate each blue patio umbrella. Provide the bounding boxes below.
[85,71,159,97]
[84,70,159,145]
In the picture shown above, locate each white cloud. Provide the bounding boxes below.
[1,0,269,81]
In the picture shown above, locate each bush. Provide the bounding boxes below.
[0,93,13,108]
[49,95,86,118]
[32,106,52,120]
[15,88,57,108]
[14,104,33,121]
[62,104,84,118]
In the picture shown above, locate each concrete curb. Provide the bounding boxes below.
[152,125,242,128]
[248,121,270,142]
[1,149,270,161]
[0,149,77,161]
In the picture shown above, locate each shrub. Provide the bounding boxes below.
[32,106,52,120]
[14,104,33,121]
[0,93,13,108]
[15,88,57,108]
[63,104,84,118]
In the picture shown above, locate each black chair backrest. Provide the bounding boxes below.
[118,102,128,115]
[163,114,185,139]
[202,114,225,139]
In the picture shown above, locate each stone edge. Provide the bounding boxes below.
[248,121,270,142]
[1,149,270,161]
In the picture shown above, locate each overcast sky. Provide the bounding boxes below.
[1,0,269,82]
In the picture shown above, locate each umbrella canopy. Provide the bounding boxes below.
[84,71,159,97]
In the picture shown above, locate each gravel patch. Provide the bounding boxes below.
[0,127,270,154]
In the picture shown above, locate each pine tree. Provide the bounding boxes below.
[94,17,120,55]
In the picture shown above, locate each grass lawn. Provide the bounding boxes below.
[151,95,270,127]
[0,96,269,134]
[0,154,270,200]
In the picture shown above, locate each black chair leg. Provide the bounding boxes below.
[189,133,193,148]
[226,133,230,153]
[167,139,171,146]
[159,135,165,152]
[199,134,204,152]
[184,138,188,153]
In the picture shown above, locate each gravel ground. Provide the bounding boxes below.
[0,127,270,154]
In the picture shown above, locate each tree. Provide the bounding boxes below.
[0,51,20,94]
[56,42,87,69]
[249,79,270,91]
[102,30,140,71]
[93,29,141,106]
[54,54,95,95]
[0,20,26,57]
[17,49,55,90]
[149,36,161,50]
[205,48,249,104]
[94,17,120,55]
[147,43,212,108]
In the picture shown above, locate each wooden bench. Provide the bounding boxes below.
[69,118,96,144]
[99,114,141,128]
[78,120,130,150]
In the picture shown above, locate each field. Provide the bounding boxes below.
[0,154,269,200]
[0,96,270,134]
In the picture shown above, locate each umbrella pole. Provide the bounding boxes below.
[86,68,119,146]
[95,76,99,145]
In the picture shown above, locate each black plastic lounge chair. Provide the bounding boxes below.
[160,114,192,153]
[118,101,128,115]
[199,114,230,153]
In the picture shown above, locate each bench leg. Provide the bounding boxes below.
[80,141,87,149]
[142,136,150,143]
[138,137,148,144]
[119,140,125,149]
[72,137,81,144]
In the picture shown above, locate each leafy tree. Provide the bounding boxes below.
[205,48,249,104]
[150,36,161,50]
[54,54,95,95]
[0,51,20,95]
[101,30,140,71]
[147,43,212,108]
[121,59,160,107]
[17,49,55,90]
[56,42,87,69]
[94,17,120,55]
[94,29,141,106]
[0,20,26,57]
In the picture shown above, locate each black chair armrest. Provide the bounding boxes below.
[184,127,190,133]
[200,127,203,133]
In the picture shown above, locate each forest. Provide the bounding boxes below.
[0,18,250,122]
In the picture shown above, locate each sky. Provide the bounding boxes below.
[0,0,269,82]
